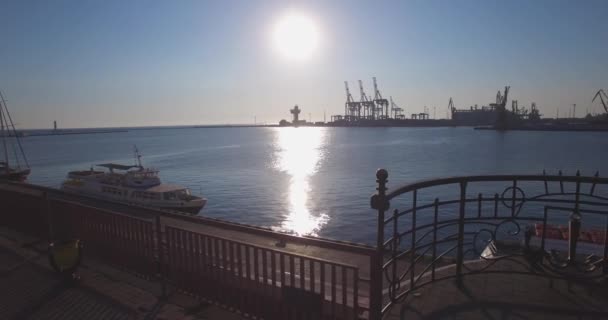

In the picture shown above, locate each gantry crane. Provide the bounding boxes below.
[359,80,376,120]
[373,77,389,119]
[344,81,360,121]
[390,96,404,119]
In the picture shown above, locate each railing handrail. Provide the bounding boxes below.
[165,225,361,270]
[166,211,376,255]
[49,196,155,223]
[0,180,376,256]
[386,173,608,199]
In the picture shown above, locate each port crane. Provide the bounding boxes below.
[359,80,376,120]
[495,86,510,130]
[344,81,360,121]
[390,96,404,119]
[495,86,509,109]
[592,89,608,114]
[373,77,389,119]
[447,97,455,119]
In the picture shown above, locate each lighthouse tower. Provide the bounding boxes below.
[290,105,301,126]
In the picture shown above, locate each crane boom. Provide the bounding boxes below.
[502,86,510,108]
[373,77,382,100]
[358,80,368,101]
[344,81,354,103]
[592,89,608,114]
[448,97,454,111]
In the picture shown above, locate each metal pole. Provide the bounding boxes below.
[456,181,467,286]
[568,213,581,263]
[155,214,167,299]
[568,178,582,263]
[370,169,389,320]
[0,102,10,173]
[44,192,54,242]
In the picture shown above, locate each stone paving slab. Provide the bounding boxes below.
[26,287,135,320]
[0,242,134,320]
[0,246,22,269]
[0,229,246,320]
[0,263,61,319]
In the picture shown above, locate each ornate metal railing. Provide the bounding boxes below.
[370,169,608,317]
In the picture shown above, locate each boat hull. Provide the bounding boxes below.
[0,168,30,182]
[60,157,206,215]
[62,184,206,215]
[160,202,206,214]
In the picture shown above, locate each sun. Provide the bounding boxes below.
[272,12,320,61]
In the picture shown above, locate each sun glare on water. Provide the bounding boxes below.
[272,12,320,61]
[273,128,329,236]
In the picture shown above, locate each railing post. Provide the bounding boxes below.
[456,181,467,286]
[43,191,57,242]
[155,214,167,299]
[370,169,389,320]
[568,176,582,264]
[567,212,581,264]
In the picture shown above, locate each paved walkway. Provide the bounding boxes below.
[385,262,608,320]
[0,228,245,320]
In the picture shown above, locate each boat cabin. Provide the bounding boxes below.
[95,163,161,188]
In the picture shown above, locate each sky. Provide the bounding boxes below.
[1,0,607,129]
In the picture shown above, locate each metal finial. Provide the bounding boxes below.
[576,170,580,177]
[595,171,599,177]
[376,168,388,182]
[558,170,563,176]
[371,169,389,210]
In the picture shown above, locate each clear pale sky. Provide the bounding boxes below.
[1,0,607,129]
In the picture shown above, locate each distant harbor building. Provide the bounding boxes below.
[451,105,499,126]
[450,88,510,126]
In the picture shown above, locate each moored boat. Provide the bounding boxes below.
[61,148,206,214]
[0,91,30,182]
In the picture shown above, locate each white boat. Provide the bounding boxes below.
[61,148,206,214]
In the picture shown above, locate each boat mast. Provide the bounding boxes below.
[133,145,143,168]
[0,91,29,169]
[0,100,10,173]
